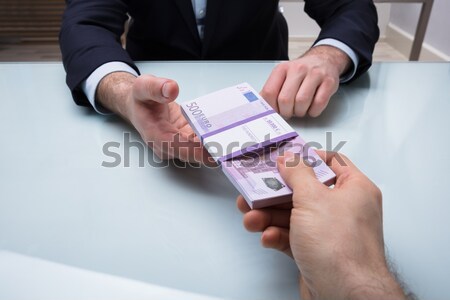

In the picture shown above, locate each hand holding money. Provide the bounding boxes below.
[237,151,407,300]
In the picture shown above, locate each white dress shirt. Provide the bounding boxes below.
[82,0,358,114]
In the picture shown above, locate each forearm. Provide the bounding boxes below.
[96,72,136,121]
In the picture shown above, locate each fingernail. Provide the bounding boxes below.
[162,82,170,98]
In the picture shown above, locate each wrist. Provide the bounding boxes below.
[304,45,351,77]
[341,265,406,300]
[348,276,406,300]
[96,72,136,121]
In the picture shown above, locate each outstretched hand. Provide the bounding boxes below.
[97,72,213,165]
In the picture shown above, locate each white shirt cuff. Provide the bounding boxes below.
[313,38,359,83]
[81,61,138,114]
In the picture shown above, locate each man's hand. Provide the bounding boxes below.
[261,45,351,118]
[97,72,211,164]
[237,151,407,300]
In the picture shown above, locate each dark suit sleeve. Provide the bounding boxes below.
[304,0,380,81]
[59,0,140,106]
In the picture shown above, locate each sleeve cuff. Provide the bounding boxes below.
[81,61,139,115]
[313,38,359,83]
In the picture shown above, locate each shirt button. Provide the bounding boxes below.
[198,9,205,18]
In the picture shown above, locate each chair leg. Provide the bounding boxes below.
[409,0,434,61]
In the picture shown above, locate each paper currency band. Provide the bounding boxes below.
[200,109,276,142]
[217,131,299,163]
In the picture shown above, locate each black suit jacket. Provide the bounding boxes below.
[60,0,379,107]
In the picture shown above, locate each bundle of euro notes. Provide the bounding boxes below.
[181,83,335,209]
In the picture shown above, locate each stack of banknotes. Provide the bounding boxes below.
[181,83,335,209]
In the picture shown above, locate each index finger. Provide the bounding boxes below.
[260,64,287,112]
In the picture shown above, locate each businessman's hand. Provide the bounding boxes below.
[261,45,351,118]
[97,72,212,164]
[237,151,406,300]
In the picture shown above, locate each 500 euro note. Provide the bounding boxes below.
[222,135,335,209]
[181,83,336,208]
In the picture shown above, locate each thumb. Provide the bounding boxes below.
[133,74,179,103]
[277,152,324,196]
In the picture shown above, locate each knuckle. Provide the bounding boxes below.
[371,184,383,203]
[282,112,293,119]
[294,110,307,118]
[278,94,292,105]
[279,61,290,69]
[274,63,287,73]
[261,87,274,99]
[308,109,320,118]
[280,107,294,118]
[310,67,326,78]
[295,94,310,105]
[362,180,383,210]
[132,76,145,92]
[147,83,160,99]
[325,76,338,87]
[314,95,328,107]
[293,63,307,74]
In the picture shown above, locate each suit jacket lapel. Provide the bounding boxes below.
[202,0,224,56]
[172,0,201,43]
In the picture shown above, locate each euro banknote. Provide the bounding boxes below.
[181,83,336,208]
[221,135,336,208]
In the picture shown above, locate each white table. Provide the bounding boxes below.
[1,62,449,300]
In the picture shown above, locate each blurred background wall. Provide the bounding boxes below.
[281,0,449,61]
[388,0,450,60]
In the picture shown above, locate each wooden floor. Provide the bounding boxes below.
[0,40,407,62]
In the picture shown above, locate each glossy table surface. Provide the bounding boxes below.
[1,61,449,300]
